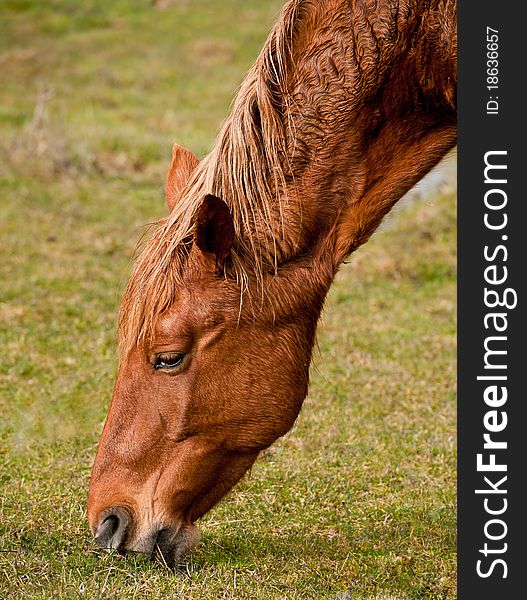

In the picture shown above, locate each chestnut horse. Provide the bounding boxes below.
[88,0,456,566]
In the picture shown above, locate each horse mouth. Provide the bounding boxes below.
[137,524,201,568]
[149,526,191,568]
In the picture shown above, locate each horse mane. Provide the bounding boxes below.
[118,1,306,356]
[118,0,457,356]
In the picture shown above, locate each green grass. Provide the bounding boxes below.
[0,1,456,598]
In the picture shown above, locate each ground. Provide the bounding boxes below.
[0,1,456,598]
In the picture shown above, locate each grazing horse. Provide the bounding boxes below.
[88,0,456,566]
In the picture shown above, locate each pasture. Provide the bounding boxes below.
[0,1,456,598]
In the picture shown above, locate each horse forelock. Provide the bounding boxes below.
[118,1,311,356]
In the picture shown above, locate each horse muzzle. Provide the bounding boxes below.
[93,506,200,568]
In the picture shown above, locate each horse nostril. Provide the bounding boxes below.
[94,507,131,552]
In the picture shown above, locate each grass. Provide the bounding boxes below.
[0,1,456,598]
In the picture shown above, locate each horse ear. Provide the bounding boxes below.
[194,195,234,269]
[165,143,199,213]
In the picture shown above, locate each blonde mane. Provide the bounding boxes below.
[118,0,458,356]
[119,1,306,355]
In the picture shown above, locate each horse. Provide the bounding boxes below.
[87,0,456,567]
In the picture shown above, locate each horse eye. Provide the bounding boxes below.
[154,353,185,371]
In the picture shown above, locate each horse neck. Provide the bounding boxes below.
[284,0,456,262]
